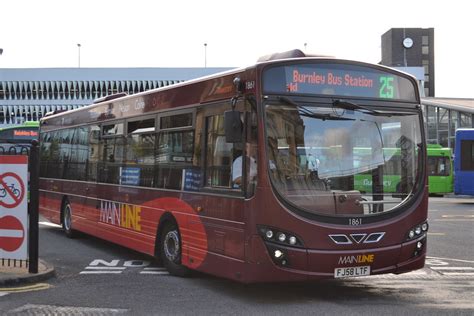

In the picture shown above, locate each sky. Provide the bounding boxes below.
[0,0,473,98]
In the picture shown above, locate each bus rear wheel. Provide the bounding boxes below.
[62,200,76,238]
[160,222,190,277]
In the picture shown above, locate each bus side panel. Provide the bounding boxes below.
[172,194,246,274]
[455,171,474,195]
[428,175,453,194]
[39,191,61,224]
[39,179,63,224]
[454,130,474,195]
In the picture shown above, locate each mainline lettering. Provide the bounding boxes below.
[338,254,375,265]
[99,201,142,232]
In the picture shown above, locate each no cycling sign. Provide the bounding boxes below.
[0,155,28,260]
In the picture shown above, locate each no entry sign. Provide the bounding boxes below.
[0,155,28,260]
[0,215,25,252]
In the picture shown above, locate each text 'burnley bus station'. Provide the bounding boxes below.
[0,28,473,314]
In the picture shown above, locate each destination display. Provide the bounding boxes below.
[0,128,38,141]
[263,63,417,101]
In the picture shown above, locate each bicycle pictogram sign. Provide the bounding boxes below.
[0,172,25,208]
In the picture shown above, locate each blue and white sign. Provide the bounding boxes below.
[120,167,141,186]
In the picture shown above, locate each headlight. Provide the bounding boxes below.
[258,226,304,248]
[265,230,274,239]
[406,221,429,241]
[415,226,422,235]
[278,233,286,242]
[289,236,297,245]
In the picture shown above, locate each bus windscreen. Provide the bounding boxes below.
[263,63,418,101]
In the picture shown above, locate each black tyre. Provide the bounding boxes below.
[160,222,190,277]
[62,200,76,238]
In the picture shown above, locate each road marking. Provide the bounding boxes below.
[0,283,51,293]
[433,219,474,222]
[140,267,169,275]
[8,304,128,314]
[80,266,126,274]
[441,215,474,218]
[430,267,474,271]
[84,266,125,270]
[427,232,445,236]
[439,273,474,276]
[427,256,474,264]
[80,270,123,274]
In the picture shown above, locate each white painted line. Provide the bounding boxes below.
[139,271,170,275]
[403,270,428,275]
[84,267,125,270]
[430,267,474,271]
[0,292,9,297]
[441,272,474,276]
[0,229,23,238]
[79,271,123,274]
[433,219,474,222]
[142,267,167,271]
[427,256,474,264]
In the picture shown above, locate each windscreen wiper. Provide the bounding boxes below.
[333,99,384,116]
[278,96,355,121]
[333,99,414,117]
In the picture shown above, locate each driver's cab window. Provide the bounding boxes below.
[204,99,257,194]
[206,114,236,188]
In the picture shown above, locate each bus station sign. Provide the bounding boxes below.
[0,155,28,260]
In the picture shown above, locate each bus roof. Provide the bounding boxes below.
[0,121,39,130]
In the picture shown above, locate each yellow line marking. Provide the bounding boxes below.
[0,283,51,293]
[441,215,474,218]
[427,232,446,236]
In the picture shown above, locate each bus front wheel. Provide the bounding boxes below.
[160,222,190,277]
[61,200,75,238]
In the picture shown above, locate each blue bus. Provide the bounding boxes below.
[454,128,474,195]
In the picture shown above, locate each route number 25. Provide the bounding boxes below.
[379,76,394,99]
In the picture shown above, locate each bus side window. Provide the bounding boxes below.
[68,126,89,181]
[88,125,100,182]
[99,122,125,184]
[125,118,156,187]
[205,114,239,189]
[155,112,194,190]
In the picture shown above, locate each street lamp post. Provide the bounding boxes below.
[204,43,207,68]
[77,43,81,68]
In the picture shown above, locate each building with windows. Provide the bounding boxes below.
[381,27,473,149]
[422,98,474,148]
[0,67,232,127]
[381,28,435,97]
